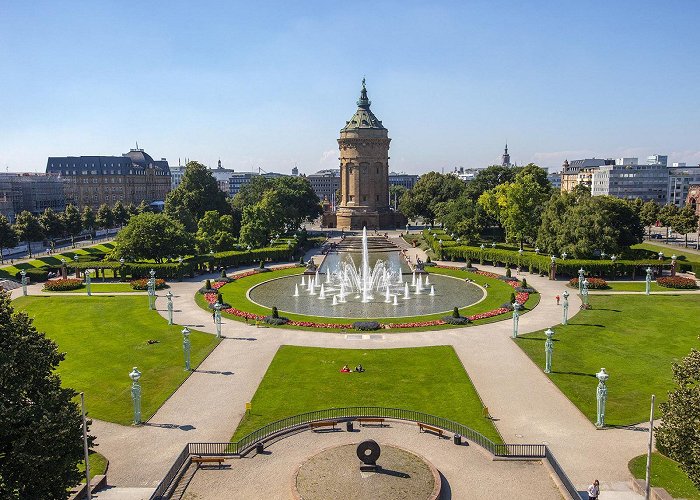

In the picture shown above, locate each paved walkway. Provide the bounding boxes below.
[10,239,650,498]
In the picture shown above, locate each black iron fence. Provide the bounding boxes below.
[150,406,579,499]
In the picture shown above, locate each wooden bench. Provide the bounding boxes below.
[191,456,226,468]
[309,421,338,431]
[357,418,386,427]
[418,423,444,438]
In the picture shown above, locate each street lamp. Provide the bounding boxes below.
[479,243,485,264]
[20,269,27,296]
[166,291,174,325]
[182,327,191,371]
[582,279,590,308]
[119,258,125,281]
[671,254,677,277]
[74,254,79,278]
[595,368,609,428]
[645,267,652,295]
[511,302,520,339]
[148,269,156,310]
[578,268,585,294]
[129,367,142,425]
[561,252,567,260]
[544,328,554,373]
[85,268,92,296]
[405,223,409,234]
[61,258,67,279]
[562,290,570,325]
[535,247,540,255]
[518,248,523,267]
[214,302,222,339]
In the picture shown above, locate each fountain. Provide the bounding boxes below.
[319,283,326,299]
[301,276,306,286]
[412,271,416,286]
[429,285,435,296]
[385,287,391,303]
[425,275,430,286]
[332,295,338,306]
[294,284,299,297]
[404,282,410,299]
[393,295,398,305]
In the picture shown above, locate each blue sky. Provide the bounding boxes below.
[1,1,699,174]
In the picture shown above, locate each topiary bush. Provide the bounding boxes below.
[272,306,279,318]
[505,267,512,278]
[656,276,698,289]
[199,278,217,294]
[452,306,460,318]
[352,321,381,331]
[443,307,470,325]
[264,306,289,325]
[43,278,83,291]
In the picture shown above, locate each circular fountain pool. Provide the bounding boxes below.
[248,273,485,319]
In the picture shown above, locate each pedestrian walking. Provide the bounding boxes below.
[556,294,560,305]
[587,479,599,500]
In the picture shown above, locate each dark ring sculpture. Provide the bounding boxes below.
[357,439,381,466]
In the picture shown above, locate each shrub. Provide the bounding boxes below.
[299,256,305,265]
[15,268,49,283]
[352,321,381,331]
[442,316,470,325]
[505,267,512,278]
[130,278,167,290]
[272,306,279,319]
[426,256,432,263]
[263,316,289,325]
[220,269,227,278]
[510,292,516,304]
[205,279,212,289]
[466,259,472,268]
[259,260,265,269]
[521,278,528,289]
[656,276,698,289]
[568,277,610,289]
[43,278,83,291]
[452,306,460,318]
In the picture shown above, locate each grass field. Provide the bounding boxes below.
[593,281,696,292]
[629,452,700,500]
[199,266,538,331]
[13,295,219,425]
[232,345,501,443]
[0,243,116,280]
[633,243,700,264]
[78,452,108,483]
[516,294,699,425]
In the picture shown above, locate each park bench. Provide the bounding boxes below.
[357,418,386,427]
[309,421,338,431]
[418,423,444,438]
[191,456,226,468]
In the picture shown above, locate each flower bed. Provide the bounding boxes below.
[130,278,167,290]
[43,278,83,291]
[656,276,698,289]
[568,277,609,289]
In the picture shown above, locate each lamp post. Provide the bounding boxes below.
[129,367,142,425]
[405,223,409,234]
[86,269,92,296]
[578,268,585,294]
[645,267,652,295]
[182,327,191,371]
[20,269,27,296]
[582,279,590,308]
[561,252,567,260]
[611,254,617,278]
[148,269,156,310]
[61,258,67,279]
[562,290,570,325]
[544,328,554,373]
[214,302,222,339]
[491,242,496,248]
[671,254,677,277]
[80,392,91,499]
[119,258,125,281]
[535,247,540,255]
[595,368,609,428]
[74,254,79,278]
[479,243,485,265]
[511,303,520,339]
[166,291,174,325]
[518,248,523,268]
[549,255,556,280]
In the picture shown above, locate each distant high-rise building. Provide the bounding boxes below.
[591,158,668,202]
[291,166,299,176]
[388,172,419,190]
[307,169,341,208]
[647,155,668,167]
[210,159,236,193]
[501,143,511,167]
[560,158,611,192]
[668,164,700,207]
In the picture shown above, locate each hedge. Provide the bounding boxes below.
[15,268,49,282]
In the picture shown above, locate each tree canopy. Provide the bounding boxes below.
[165,161,229,230]
[96,203,114,230]
[61,204,82,240]
[434,196,482,244]
[114,212,194,262]
[0,215,18,264]
[0,291,90,498]
[39,208,63,241]
[399,172,466,224]
[12,211,43,258]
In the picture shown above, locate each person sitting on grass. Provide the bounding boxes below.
[355,364,365,373]
[340,364,351,373]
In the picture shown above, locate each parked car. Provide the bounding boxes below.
[651,234,663,239]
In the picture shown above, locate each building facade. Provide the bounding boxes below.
[591,159,668,203]
[333,80,403,229]
[388,172,419,190]
[560,158,611,192]
[501,144,511,166]
[687,185,700,220]
[668,165,700,207]
[228,172,259,197]
[0,173,66,220]
[46,147,171,210]
[307,169,341,207]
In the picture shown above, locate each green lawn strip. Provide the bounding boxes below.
[628,452,700,500]
[45,283,142,293]
[632,243,700,264]
[0,242,116,279]
[516,294,700,425]
[232,345,501,443]
[77,451,108,483]
[13,295,220,425]
[597,282,667,292]
[202,266,532,331]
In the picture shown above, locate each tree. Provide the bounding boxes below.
[114,212,194,262]
[389,185,407,210]
[60,204,82,248]
[656,347,700,489]
[639,200,660,237]
[463,165,522,200]
[231,176,272,211]
[659,203,679,241]
[434,196,482,244]
[0,214,18,264]
[195,211,238,253]
[399,172,466,224]
[81,206,96,236]
[671,205,700,247]
[95,204,114,230]
[38,208,63,245]
[164,161,229,230]
[268,176,322,231]
[239,191,285,248]
[125,202,139,219]
[0,291,90,498]
[12,211,43,258]
[136,200,150,214]
[112,200,128,227]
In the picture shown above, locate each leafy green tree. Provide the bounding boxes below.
[196,211,238,253]
[671,205,699,247]
[389,185,407,210]
[0,290,91,499]
[231,176,272,211]
[639,200,660,237]
[125,202,139,219]
[0,214,18,264]
[112,200,128,227]
[656,347,700,489]
[659,203,679,240]
[434,196,482,243]
[95,204,114,230]
[463,165,522,200]
[39,208,63,243]
[114,213,194,262]
[239,192,284,248]
[165,161,229,230]
[81,206,96,236]
[60,204,82,247]
[399,172,466,224]
[269,176,321,231]
[12,211,43,258]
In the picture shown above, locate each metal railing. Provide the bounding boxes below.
[545,446,582,499]
[150,407,573,500]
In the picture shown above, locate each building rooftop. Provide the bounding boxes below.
[341,79,386,131]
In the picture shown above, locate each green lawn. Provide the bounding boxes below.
[516,294,700,425]
[599,282,676,292]
[633,243,700,264]
[45,283,142,293]
[78,452,108,483]
[202,266,535,331]
[629,452,700,500]
[0,242,116,280]
[13,295,220,425]
[232,345,501,443]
